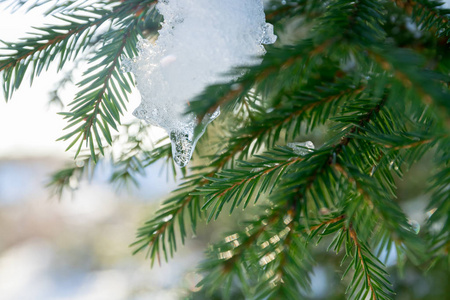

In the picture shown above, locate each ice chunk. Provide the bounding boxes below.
[261,23,277,44]
[287,141,315,156]
[123,0,276,167]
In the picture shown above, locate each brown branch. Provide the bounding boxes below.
[301,93,387,193]
[0,1,157,73]
[223,210,285,272]
[393,0,448,25]
[369,51,435,105]
[143,69,367,261]
[146,194,193,251]
[336,93,388,151]
[308,215,345,232]
[385,137,436,150]
[144,142,283,254]
[82,27,133,140]
[265,5,293,21]
[348,226,378,300]
[291,93,388,212]
[214,157,303,198]
[332,163,373,206]
[216,84,365,171]
[1,18,102,73]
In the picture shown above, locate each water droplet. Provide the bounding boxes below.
[69,176,79,190]
[75,160,85,168]
[408,219,420,234]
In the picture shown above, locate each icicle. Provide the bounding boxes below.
[122,0,276,167]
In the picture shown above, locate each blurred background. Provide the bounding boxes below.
[0,1,449,300]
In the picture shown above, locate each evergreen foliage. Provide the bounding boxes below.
[1,0,449,299]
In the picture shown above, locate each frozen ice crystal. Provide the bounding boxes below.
[261,23,277,44]
[123,0,276,167]
[287,141,315,156]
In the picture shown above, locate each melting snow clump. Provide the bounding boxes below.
[122,0,277,167]
[288,141,315,156]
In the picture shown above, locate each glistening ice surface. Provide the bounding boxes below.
[288,141,315,156]
[122,0,276,167]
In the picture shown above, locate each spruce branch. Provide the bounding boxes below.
[195,208,285,299]
[0,0,158,98]
[368,47,450,114]
[196,80,366,222]
[346,225,394,300]
[197,213,349,298]
[131,131,267,264]
[197,207,313,299]
[426,136,450,268]
[133,78,367,264]
[335,163,425,263]
[135,78,368,261]
[268,92,388,223]
[264,0,324,22]
[308,214,346,234]
[330,94,428,263]
[392,0,450,41]
[2,1,448,298]
[253,225,310,300]
[59,22,137,159]
[198,147,304,221]
[46,153,97,198]
[209,78,365,171]
[47,122,174,199]
[317,0,386,45]
[307,213,395,300]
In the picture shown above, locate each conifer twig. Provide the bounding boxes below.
[348,226,378,300]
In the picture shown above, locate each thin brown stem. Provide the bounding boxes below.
[308,215,346,232]
[214,157,303,198]
[349,226,378,300]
